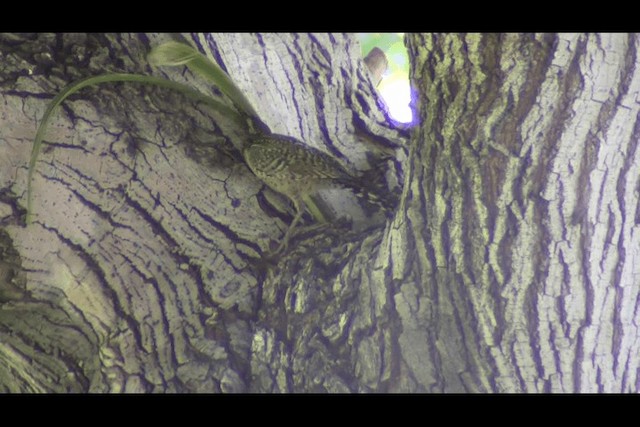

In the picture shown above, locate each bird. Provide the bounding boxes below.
[243,133,396,253]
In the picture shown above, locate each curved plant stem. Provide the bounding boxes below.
[148,41,262,123]
[27,72,242,224]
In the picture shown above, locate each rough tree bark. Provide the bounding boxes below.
[1,33,639,393]
[403,33,640,392]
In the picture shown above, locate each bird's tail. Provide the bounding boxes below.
[334,171,399,217]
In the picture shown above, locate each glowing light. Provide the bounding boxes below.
[357,33,413,124]
[379,77,413,124]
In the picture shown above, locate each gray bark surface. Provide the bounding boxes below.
[402,33,640,392]
[1,33,639,393]
[0,33,405,392]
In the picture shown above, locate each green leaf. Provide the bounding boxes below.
[27,72,242,224]
[147,41,199,67]
[148,41,261,123]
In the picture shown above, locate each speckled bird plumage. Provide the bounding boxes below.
[243,133,395,253]
[243,134,358,197]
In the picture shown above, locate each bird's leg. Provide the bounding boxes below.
[295,195,334,232]
[301,194,329,224]
[272,198,305,255]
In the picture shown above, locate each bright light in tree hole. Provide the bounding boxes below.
[357,33,413,124]
[379,77,413,123]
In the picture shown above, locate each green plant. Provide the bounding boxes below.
[28,40,396,253]
[27,41,260,224]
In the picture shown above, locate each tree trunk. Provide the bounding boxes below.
[1,33,639,393]
[402,33,640,392]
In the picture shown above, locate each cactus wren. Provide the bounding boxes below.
[243,133,395,252]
